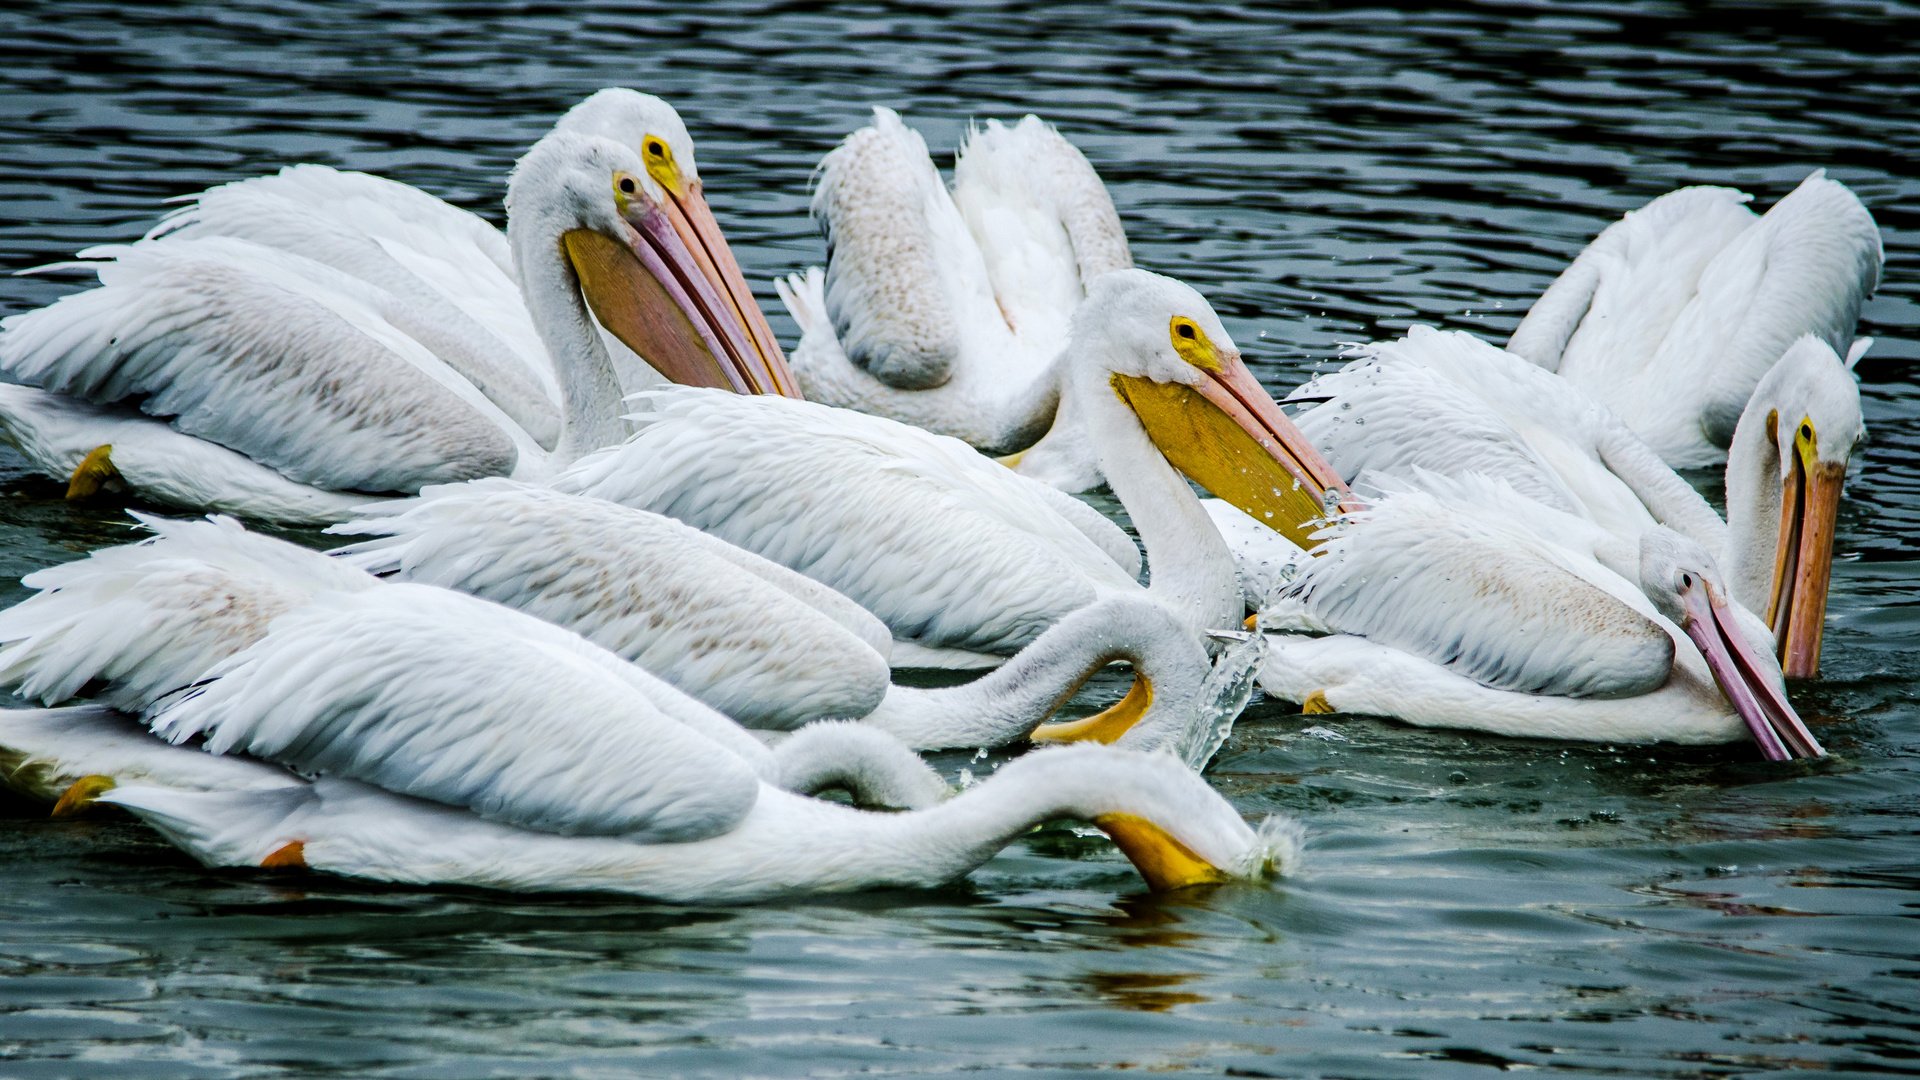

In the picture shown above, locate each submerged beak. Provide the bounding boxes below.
[656,180,800,398]
[1113,357,1353,549]
[562,183,800,398]
[1768,449,1844,679]
[1093,812,1234,891]
[1679,579,1825,762]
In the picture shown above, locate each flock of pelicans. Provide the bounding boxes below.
[0,89,1885,903]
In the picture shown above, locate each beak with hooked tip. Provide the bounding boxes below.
[1678,575,1825,762]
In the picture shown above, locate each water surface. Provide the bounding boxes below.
[1,1,1916,1075]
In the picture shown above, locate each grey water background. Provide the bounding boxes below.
[0,0,1914,1074]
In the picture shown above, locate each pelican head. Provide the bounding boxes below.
[1640,530,1824,761]
[1018,744,1298,890]
[1744,336,1862,678]
[552,89,795,397]
[1075,269,1350,547]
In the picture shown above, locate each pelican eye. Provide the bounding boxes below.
[617,176,638,195]
[1681,572,1694,589]
[1169,316,1220,371]
[641,134,682,195]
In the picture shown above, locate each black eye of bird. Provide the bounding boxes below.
[1801,422,1814,440]
[1176,324,1195,339]
[647,141,664,156]
[618,177,637,194]
[1681,573,1694,589]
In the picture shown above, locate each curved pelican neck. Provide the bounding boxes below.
[730,746,1237,894]
[1594,422,1729,552]
[509,222,628,467]
[1074,366,1241,633]
[1722,402,1785,614]
[861,600,1199,750]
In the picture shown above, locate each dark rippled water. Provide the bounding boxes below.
[1,1,1915,1075]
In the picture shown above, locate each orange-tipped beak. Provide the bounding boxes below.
[659,181,800,398]
[1768,454,1844,680]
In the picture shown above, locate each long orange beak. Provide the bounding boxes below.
[1768,451,1844,679]
[657,181,800,398]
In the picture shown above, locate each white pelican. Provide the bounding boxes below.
[553,270,1348,667]
[1506,171,1881,468]
[136,88,791,411]
[0,517,948,812]
[1250,482,1824,760]
[0,593,1296,900]
[328,480,1261,756]
[0,107,790,523]
[776,107,1129,489]
[1239,324,1862,677]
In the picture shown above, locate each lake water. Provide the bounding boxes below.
[0,1,1916,1075]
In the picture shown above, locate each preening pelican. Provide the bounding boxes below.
[1507,171,1881,468]
[777,107,1129,490]
[554,270,1347,666]
[0,541,1297,901]
[0,96,791,523]
[1250,482,1823,760]
[0,517,946,812]
[330,481,1260,757]
[1233,325,1862,677]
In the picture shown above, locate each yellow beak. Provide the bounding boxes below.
[1113,356,1352,548]
[1094,812,1234,891]
[1029,673,1154,745]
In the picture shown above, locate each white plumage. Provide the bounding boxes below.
[0,91,789,523]
[1251,482,1820,756]
[97,745,1299,903]
[330,480,895,730]
[329,479,1248,756]
[0,523,1294,901]
[1508,171,1881,467]
[1248,322,1862,677]
[0,518,948,813]
[780,108,1129,486]
[553,387,1141,666]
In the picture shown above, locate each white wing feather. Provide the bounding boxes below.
[812,107,1005,390]
[149,166,560,443]
[146,584,763,842]
[1293,327,1726,551]
[0,514,377,710]
[0,704,301,802]
[0,384,381,523]
[952,113,1130,344]
[554,389,1139,655]
[327,479,893,729]
[1274,488,1674,698]
[0,237,524,492]
[1510,173,1882,464]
